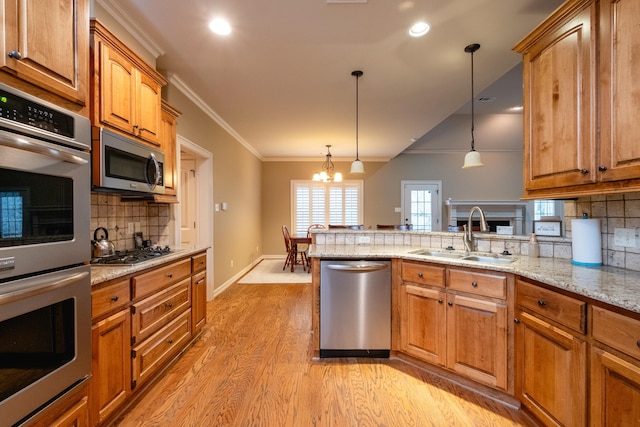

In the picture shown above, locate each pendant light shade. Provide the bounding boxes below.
[350,70,365,174]
[312,145,342,182]
[461,43,484,169]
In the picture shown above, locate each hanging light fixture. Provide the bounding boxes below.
[312,145,343,182]
[350,70,365,174]
[462,43,484,169]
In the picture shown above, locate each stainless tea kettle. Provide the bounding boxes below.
[92,227,116,258]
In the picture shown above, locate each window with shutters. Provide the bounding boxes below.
[291,180,363,236]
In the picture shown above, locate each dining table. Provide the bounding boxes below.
[289,236,312,272]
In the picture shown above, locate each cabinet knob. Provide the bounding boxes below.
[471,281,478,287]
[417,272,423,278]
[598,166,608,171]
[166,302,173,308]
[447,301,453,306]
[437,299,443,304]
[637,340,640,349]
[514,318,521,324]
[580,169,589,174]
[537,300,547,306]
[167,273,173,278]
[7,50,22,60]
[168,339,173,344]
[110,296,119,302]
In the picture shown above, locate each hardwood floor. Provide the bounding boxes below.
[114,283,533,426]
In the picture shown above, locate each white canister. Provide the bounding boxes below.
[571,217,602,266]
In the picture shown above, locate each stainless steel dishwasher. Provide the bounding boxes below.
[320,259,391,358]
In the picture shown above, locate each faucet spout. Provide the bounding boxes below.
[462,206,489,252]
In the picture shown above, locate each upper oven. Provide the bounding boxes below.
[0,83,91,281]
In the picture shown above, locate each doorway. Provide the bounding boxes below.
[401,180,442,231]
[176,135,214,300]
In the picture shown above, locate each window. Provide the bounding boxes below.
[401,180,442,231]
[292,180,363,236]
[533,199,559,220]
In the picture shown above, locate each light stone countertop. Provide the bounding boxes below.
[308,244,640,314]
[90,246,208,286]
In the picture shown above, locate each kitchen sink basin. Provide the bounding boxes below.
[461,255,515,264]
[410,249,465,259]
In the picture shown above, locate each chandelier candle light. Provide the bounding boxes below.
[462,43,484,169]
[313,145,342,182]
[350,70,364,174]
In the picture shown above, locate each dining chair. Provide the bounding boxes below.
[304,224,326,272]
[282,225,307,272]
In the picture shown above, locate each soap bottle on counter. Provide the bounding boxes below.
[528,233,540,258]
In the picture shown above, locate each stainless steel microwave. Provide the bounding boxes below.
[92,127,165,195]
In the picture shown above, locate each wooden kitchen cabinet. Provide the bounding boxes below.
[514,0,640,198]
[90,309,131,426]
[90,20,167,147]
[50,395,89,427]
[590,305,640,426]
[0,0,89,105]
[515,278,587,427]
[191,253,207,336]
[160,101,182,200]
[399,261,511,392]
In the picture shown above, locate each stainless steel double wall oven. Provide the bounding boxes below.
[0,83,91,426]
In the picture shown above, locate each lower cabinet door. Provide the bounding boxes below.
[132,309,191,389]
[192,271,207,336]
[516,311,586,427]
[590,346,640,427]
[446,294,507,390]
[91,309,131,425]
[399,283,446,365]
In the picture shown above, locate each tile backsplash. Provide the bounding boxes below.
[90,192,172,251]
[564,192,640,271]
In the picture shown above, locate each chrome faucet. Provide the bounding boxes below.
[462,206,489,252]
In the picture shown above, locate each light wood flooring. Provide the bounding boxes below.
[114,283,533,427]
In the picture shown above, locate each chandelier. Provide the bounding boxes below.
[312,145,342,182]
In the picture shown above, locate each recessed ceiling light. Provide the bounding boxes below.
[509,105,524,111]
[209,18,231,36]
[409,22,430,37]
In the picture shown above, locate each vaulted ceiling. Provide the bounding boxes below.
[103,0,563,161]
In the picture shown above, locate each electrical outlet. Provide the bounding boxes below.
[614,228,636,247]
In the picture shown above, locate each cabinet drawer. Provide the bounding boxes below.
[132,278,191,343]
[592,305,640,360]
[517,279,586,334]
[131,258,191,299]
[448,269,506,299]
[92,279,130,319]
[132,309,191,389]
[401,262,445,287]
[192,253,206,273]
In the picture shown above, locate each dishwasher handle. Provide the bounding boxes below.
[325,263,389,272]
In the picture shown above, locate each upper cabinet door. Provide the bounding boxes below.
[516,1,597,193]
[99,42,136,135]
[136,71,161,145]
[1,0,89,105]
[598,0,640,182]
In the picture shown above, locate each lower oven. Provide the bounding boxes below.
[0,264,91,426]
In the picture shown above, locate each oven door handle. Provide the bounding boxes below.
[0,129,89,165]
[0,270,90,305]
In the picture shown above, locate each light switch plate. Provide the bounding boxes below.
[614,228,636,247]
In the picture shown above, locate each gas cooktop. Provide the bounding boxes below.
[90,246,172,265]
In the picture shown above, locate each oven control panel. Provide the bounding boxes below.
[0,87,74,138]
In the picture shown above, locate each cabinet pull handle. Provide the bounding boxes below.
[437,299,443,304]
[471,281,478,287]
[417,272,423,278]
[580,169,589,174]
[196,278,205,285]
[110,296,119,302]
[514,318,520,324]
[637,340,640,349]
[537,300,547,306]
[447,301,453,306]
[168,339,173,344]
[166,303,173,308]
[167,274,173,278]
[598,166,607,171]
[7,50,22,60]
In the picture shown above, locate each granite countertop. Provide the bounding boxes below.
[91,246,208,286]
[308,244,640,314]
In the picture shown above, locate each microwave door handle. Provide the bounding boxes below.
[147,152,161,189]
[0,129,88,165]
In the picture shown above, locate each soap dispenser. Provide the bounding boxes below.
[528,233,540,258]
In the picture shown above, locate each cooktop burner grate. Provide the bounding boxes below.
[91,246,171,265]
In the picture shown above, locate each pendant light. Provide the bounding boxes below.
[312,145,342,182]
[350,70,365,174]
[462,43,484,169]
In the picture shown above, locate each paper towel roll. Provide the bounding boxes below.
[571,218,602,266]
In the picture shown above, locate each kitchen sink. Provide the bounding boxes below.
[461,255,515,264]
[409,249,465,259]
